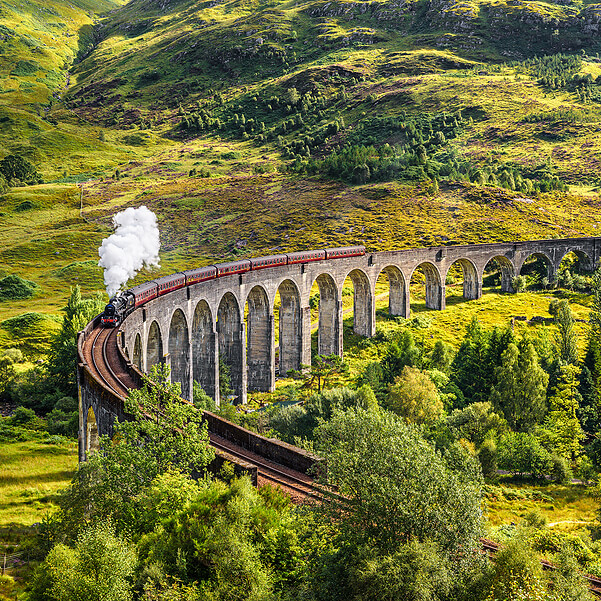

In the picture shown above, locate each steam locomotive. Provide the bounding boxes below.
[100,246,366,327]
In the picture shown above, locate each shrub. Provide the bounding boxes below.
[0,154,41,185]
[549,453,572,484]
[497,432,551,479]
[0,275,38,300]
[478,438,498,479]
[1,348,24,363]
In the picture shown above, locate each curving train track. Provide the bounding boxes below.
[81,324,319,502]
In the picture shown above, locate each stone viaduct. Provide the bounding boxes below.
[111,236,598,411]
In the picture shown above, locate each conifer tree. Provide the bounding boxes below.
[538,364,584,463]
[490,339,548,432]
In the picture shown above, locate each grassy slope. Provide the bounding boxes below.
[0,440,77,527]
[0,0,601,343]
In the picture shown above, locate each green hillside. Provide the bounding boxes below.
[1,0,601,331]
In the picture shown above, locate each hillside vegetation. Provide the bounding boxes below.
[1,0,601,335]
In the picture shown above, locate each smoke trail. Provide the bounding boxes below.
[98,206,160,297]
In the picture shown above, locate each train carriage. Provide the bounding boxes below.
[325,246,366,259]
[249,254,287,270]
[155,273,186,296]
[286,249,326,265]
[129,282,159,308]
[184,266,218,286]
[215,260,251,277]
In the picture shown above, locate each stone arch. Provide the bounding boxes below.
[193,300,217,402]
[169,309,190,400]
[377,265,408,318]
[483,256,515,292]
[217,292,245,402]
[558,249,593,273]
[518,252,555,284]
[314,273,341,356]
[146,320,163,371]
[446,258,480,301]
[86,405,99,457]
[344,268,375,337]
[133,333,142,370]
[410,262,444,310]
[246,285,273,392]
[278,279,302,375]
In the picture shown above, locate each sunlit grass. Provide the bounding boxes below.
[0,441,77,528]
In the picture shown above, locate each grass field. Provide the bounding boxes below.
[0,440,77,529]
[486,480,598,533]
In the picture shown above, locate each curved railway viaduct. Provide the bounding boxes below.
[77,236,600,473]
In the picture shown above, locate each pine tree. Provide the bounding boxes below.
[490,339,548,432]
[539,364,584,463]
[550,299,578,365]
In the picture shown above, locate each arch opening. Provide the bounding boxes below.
[193,300,217,403]
[277,279,302,376]
[445,258,480,303]
[245,285,273,392]
[557,250,593,291]
[376,265,407,320]
[133,334,142,370]
[146,321,164,371]
[410,262,444,312]
[217,292,244,402]
[519,252,554,290]
[343,269,374,340]
[313,273,341,357]
[169,309,190,400]
[86,406,99,457]
[483,256,515,293]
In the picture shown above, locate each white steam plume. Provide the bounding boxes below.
[98,206,160,298]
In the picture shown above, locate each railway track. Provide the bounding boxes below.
[209,434,318,501]
[81,326,320,502]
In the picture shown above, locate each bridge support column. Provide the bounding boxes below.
[386,267,408,318]
[404,286,411,318]
[316,274,342,357]
[239,322,248,404]
[246,287,274,392]
[425,282,445,310]
[337,300,344,357]
[279,281,303,375]
[349,269,374,338]
[300,305,312,368]
[217,292,246,405]
[192,301,218,404]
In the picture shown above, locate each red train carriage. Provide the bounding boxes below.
[286,249,326,265]
[215,260,251,277]
[129,282,159,308]
[325,246,366,259]
[249,254,287,270]
[184,266,218,286]
[155,273,186,296]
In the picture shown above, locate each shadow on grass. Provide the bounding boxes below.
[0,469,75,487]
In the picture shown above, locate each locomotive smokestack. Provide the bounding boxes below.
[98,205,160,297]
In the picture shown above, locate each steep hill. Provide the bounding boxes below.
[1,0,601,338]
